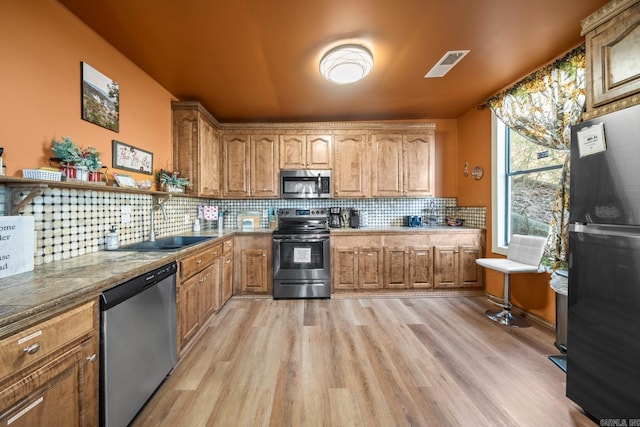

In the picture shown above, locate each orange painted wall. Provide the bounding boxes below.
[457,107,556,324]
[0,0,175,181]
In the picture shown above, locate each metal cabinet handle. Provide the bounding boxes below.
[196,259,202,264]
[23,343,40,355]
[86,354,97,363]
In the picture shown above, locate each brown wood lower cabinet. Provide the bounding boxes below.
[331,230,484,292]
[221,238,234,304]
[234,233,272,295]
[0,301,99,427]
[177,242,225,355]
[433,244,483,289]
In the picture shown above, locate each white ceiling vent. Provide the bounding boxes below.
[424,50,470,78]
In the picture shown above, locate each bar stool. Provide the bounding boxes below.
[476,234,547,327]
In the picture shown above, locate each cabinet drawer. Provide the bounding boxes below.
[0,301,95,381]
[180,244,222,279]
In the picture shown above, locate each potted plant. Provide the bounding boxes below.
[155,169,190,192]
[80,146,104,182]
[51,136,82,179]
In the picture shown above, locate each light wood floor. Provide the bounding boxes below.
[132,296,595,427]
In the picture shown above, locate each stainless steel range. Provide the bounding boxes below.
[273,208,331,299]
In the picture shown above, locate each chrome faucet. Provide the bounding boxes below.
[149,203,167,242]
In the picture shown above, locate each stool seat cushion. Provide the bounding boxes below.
[475,258,541,274]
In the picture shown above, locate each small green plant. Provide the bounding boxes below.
[51,137,102,171]
[51,136,82,164]
[155,170,190,188]
[80,146,102,172]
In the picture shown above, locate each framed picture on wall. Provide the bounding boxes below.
[112,140,153,174]
[81,62,119,132]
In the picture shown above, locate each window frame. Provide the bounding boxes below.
[491,112,563,255]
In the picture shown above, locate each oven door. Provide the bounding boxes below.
[273,234,330,281]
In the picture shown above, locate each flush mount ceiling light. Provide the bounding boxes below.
[319,44,373,85]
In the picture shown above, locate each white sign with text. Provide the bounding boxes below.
[0,216,35,279]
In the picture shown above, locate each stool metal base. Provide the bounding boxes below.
[485,309,531,327]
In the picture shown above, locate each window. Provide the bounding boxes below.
[492,113,565,254]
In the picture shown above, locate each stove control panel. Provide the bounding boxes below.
[278,208,326,218]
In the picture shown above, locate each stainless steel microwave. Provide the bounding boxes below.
[280,170,332,199]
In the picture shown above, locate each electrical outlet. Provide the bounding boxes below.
[184,214,191,224]
[121,213,131,224]
[120,205,132,214]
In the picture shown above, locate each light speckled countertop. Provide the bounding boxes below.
[0,228,263,338]
[0,225,483,338]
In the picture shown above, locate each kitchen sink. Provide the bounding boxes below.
[115,235,214,251]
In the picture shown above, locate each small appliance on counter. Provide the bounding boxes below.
[349,208,360,228]
[329,207,343,228]
[405,215,423,227]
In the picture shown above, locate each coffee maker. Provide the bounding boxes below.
[329,207,343,228]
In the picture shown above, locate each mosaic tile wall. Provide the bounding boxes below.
[217,198,486,229]
[0,185,485,265]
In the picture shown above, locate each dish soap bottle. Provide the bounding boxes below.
[106,225,119,250]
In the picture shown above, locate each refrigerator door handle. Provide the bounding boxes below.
[570,223,640,238]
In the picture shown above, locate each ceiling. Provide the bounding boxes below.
[58,0,609,123]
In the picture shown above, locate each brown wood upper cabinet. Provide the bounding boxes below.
[582,0,640,118]
[222,132,279,198]
[333,131,369,198]
[280,134,332,169]
[371,131,435,197]
[251,134,279,198]
[172,102,221,197]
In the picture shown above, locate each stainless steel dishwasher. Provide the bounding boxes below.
[100,261,177,427]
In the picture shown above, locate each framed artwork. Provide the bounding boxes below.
[112,140,153,174]
[112,173,138,189]
[81,62,119,132]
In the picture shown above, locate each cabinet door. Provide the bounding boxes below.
[307,134,332,169]
[222,250,233,304]
[240,249,269,294]
[172,108,220,197]
[173,110,198,193]
[409,246,434,289]
[222,134,251,198]
[178,274,201,350]
[0,337,97,427]
[383,247,409,289]
[332,247,359,290]
[280,134,306,169]
[199,118,221,197]
[586,1,640,109]
[404,133,435,196]
[458,245,483,288]
[251,134,279,198]
[358,247,383,289]
[371,133,403,197]
[199,261,221,322]
[333,132,369,197]
[434,246,459,289]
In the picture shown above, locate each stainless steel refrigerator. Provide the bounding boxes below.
[568,103,640,419]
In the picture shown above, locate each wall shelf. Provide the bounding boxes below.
[0,176,198,215]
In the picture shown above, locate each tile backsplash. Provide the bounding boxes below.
[0,185,485,265]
